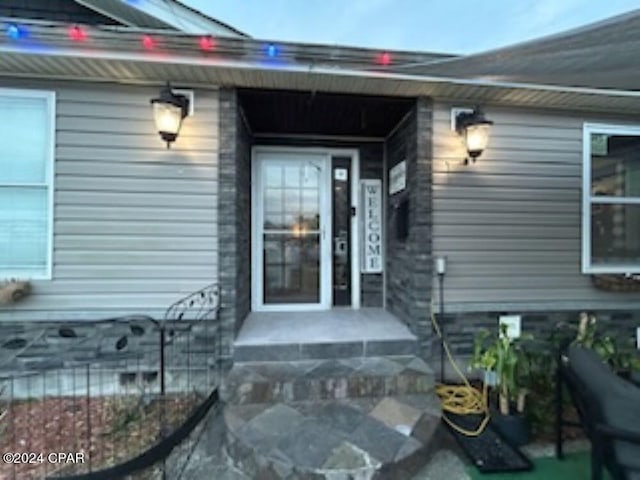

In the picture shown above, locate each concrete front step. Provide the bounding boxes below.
[234,339,417,362]
[221,356,435,405]
[223,395,442,480]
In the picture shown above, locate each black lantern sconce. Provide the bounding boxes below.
[455,107,493,165]
[150,83,190,148]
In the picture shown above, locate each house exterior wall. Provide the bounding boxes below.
[385,97,434,356]
[432,102,640,313]
[0,80,219,322]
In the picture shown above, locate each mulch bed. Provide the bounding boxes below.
[0,394,199,480]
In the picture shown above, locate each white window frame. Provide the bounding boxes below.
[582,122,640,274]
[0,88,55,280]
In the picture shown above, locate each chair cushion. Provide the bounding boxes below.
[568,346,640,471]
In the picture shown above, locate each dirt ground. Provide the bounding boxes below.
[0,394,198,480]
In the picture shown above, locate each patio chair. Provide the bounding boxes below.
[556,344,640,480]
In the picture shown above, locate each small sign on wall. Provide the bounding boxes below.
[361,179,383,273]
[389,160,406,195]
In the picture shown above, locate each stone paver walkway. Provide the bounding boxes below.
[224,395,440,479]
[219,355,442,478]
[176,405,466,480]
[176,406,591,480]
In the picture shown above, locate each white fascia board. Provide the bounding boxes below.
[3,42,640,101]
[2,33,640,103]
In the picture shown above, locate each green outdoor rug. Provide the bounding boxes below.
[467,452,612,480]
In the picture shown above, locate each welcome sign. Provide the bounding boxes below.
[361,180,383,273]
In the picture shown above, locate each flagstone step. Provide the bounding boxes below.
[220,355,435,405]
[223,395,442,480]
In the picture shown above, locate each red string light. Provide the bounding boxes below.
[378,52,391,66]
[68,25,87,41]
[199,35,215,51]
[142,35,155,50]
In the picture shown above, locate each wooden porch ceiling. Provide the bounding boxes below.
[238,89,415,138]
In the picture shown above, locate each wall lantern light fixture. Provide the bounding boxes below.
[150,83,190,148]
[455,107,493,164]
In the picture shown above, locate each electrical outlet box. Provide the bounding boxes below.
[499,315,521,339]
[636,327,640,350]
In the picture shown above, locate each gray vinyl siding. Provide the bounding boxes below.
[432,103,640,312]
[0,81,219,321]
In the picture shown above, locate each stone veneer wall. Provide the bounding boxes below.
[218,88,253,359]
[443,310,640,356]
[384,97,434,357]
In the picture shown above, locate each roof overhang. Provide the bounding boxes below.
[73,0,173,30]
[1,23,640,115]
[73,0,248,36]
[408,9,640,92]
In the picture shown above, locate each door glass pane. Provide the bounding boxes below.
[264,233,320,304]
[284,165,301,187]
[261,159,323,305]
[264,164,282,187]
[283,190,300,210]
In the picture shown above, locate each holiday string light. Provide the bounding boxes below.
[68,25,87,41]
[5,23,26,40]
[199,35,214,51]
[266,43,279,58]
[2,22,395,66]
[142,34,155,50]
[377,52,392,66]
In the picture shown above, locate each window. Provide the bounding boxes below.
[583,123,640,273]
[0,89,55,279]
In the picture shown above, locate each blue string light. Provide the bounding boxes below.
[2,21,295,64]
[6,23,25,40]
[266,43,278,58]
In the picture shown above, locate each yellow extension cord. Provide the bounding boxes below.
[431,306,491,437]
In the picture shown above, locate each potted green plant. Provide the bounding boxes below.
[470,324,532,446]
[573,312,640,381]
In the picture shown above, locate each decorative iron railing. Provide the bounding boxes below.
[0,284,221,480]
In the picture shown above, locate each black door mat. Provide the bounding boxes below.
[444,413,533,474]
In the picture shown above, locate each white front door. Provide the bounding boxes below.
[252,151,332,311]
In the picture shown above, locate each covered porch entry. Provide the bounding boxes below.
[219,88,439,479]
[218,88,434,359]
